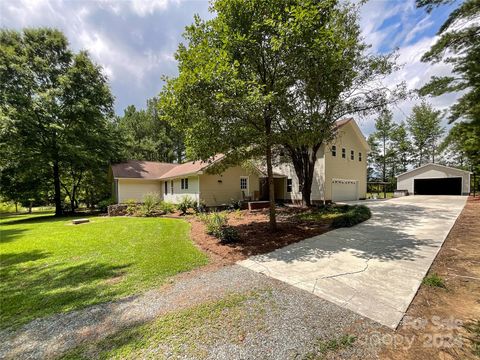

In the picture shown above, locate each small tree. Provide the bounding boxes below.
[407,102,444,166]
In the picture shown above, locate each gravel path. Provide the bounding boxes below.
[0,265,387,359]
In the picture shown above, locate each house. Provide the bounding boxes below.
[110,118,370,205]
[396,163,471,195]
[111,155,261,206]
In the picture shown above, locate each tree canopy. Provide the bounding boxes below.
[0,28,121,215]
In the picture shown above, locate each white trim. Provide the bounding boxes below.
[396,163,472,178]
[240,176,249,196]
[412,176,463,195]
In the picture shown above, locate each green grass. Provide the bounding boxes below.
[422,273,446,288]
[304,334,356,359]
[295,205,371,228]
[61,291,264,359]
[0,213,208,330]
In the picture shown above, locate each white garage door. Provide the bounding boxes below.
[332,179,358,202]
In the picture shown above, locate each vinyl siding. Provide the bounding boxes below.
[162,176,200,204]
[324,122,368,201]
[397,165,470,194]
[199,166,260,206]
[117,179,162,203]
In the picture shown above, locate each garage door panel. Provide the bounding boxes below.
[332,179,358,202]
[414,177,461,195]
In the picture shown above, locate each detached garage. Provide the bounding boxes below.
[396,163,471,195]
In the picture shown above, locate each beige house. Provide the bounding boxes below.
[111,118,370,205]
[111,155,261,206]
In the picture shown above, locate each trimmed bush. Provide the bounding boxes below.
[218,226,240,244]
[159,201,176,214]
[140,192,162,216]
[331,205,371,228]
[177,196,196,215]
[197,211,240,244]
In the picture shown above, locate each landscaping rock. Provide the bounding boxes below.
[107,204,128,216]
[71,219,89,225]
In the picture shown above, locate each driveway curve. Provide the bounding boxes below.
[239,195,467,329]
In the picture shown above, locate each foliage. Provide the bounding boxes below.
[125,199,138,216]
[369,110,397,183]
[199,212,228,236]
[177,196,196,215]
[97,198,115,213]
[417,0,480,173]
[0,28,122,216]
[305,334,356,358]
[278,1,405,206]
[159,201,176,214]
[0,213,208,329]
[217,226,240,244]
[331,205,371,228]
[116,99,185,163]
[0,201,23,213]
[422,273,446,288]
[407,102,444,166]
[228,198,242,211]
[417,0,479,124]
[194,199,207,214]
[140,192,163,216]
[463,319,480,357]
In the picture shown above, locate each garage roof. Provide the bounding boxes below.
[396,163,472,178]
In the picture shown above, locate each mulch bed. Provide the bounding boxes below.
[187,207,333,264]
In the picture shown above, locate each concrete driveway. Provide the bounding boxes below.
[238,195,467,329]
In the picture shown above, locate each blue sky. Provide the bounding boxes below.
[0,0,461,135]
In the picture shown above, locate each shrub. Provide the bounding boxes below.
[228,198,242,211]
[331,205,371,228]
[422,273,446,288]
[140,192,162,216]
[125,199,139,216]
[177,196,196,215]
[97,198,115,213]
[194,199,207,213]
[218,226,240,244]
[198,211,240,244]
[159,201,176,214]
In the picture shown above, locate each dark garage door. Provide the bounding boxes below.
[414,177,462,195]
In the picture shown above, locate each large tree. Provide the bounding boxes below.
[407,102,444,166]
[370,110,397,183]
[161,0,304,229]
[417,0,479,175]
[272,0,404,206]
[117,98,185,163]
[390,121,413,174]
[0,28,118,215]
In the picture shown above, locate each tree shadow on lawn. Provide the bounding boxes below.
[0,250,130,330]
[0,228,28,244]
[246,202,455,264]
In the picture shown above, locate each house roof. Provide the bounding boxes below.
[111,161,178,179]
[111,155,226,180]
[396,163,472,178]
[160,154,225,179]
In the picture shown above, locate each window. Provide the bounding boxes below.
[287,178,293,193]
[342,148,346,159]
[164,181,168,195]
[350,150,354,160]
[181,178,189,190]
[359,152,362,162]
[170,180,174,195]
[240,177,248,190]
[331,146,336,157]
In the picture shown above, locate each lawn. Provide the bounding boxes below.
[0,213,208,330]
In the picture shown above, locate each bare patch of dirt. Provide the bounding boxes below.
[188,207,334,264]
[380,196,480,359]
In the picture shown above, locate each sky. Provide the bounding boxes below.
[0,0,461,135]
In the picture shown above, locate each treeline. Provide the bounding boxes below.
[0,29,185,215]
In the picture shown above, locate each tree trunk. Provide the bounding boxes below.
[15,202,18,213]
[29,202,32,214]
[288,144,320,207]
[53,160,62,216]
[265,141,277,231]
